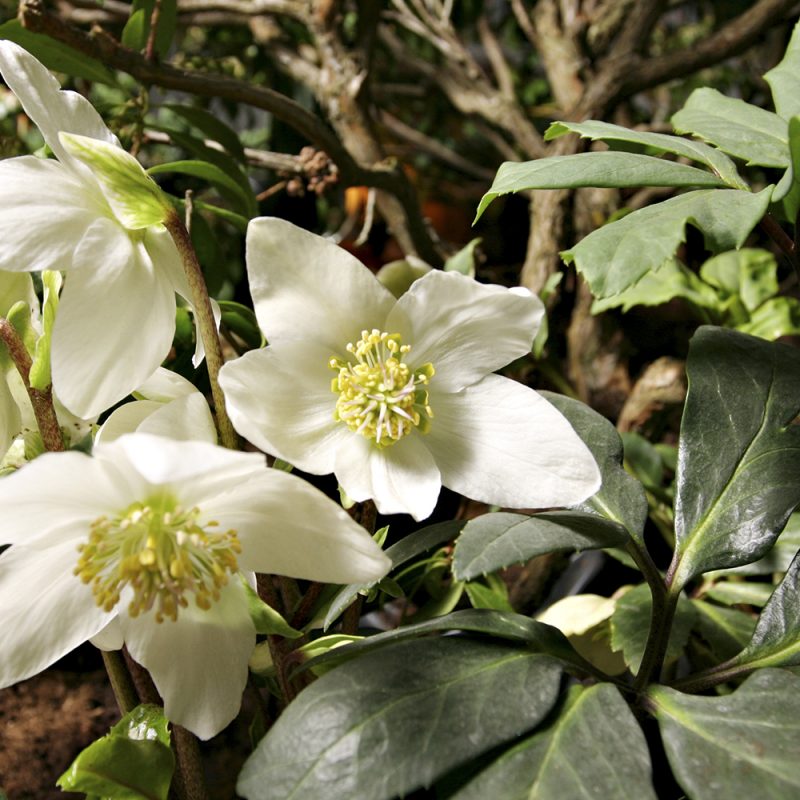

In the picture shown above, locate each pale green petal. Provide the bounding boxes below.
[200,468,392,582]
[0,539,114,688]
[0,270,36,317]
[334,433,442,521]
[246,217,395,351]
[386,270,544,391]
[0,157,112,273]
[120,579,255,739]
[426,376,601,509]
[0,40,118,176]
[51,233,176,418]
[220,341,349,474]
[59,133,170,230]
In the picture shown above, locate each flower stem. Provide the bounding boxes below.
[102,650,139,714]
[163,211,238,450]
[0,317,64,452]
[172,725,210,800]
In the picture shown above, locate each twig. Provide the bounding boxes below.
[144,0,163,62]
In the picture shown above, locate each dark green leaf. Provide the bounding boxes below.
[709,512,800,576]
[308,608,592,676]
[542,392,648,545]
[453,511,628,581]
[650,669,800,800]
[0,21,115,84]
[218,300,263,350]
[562,188,772,299]
[545,119,747,189]
[57,705,174,800]
[622,432,665,490]
[453,684,656,800]
[148,159,257,218]
[323,520,464,629]
[162,103,246,162]
[691,600,757,661]
[776,116,800,221]
[765,21,800,120]
[475,152,726,220]
[237,638,563,800]
[671,88,788,167]
[728,551,800,669]
[671,327,800,589]
[611,584,696,674]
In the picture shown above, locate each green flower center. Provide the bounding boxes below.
[329,329,434,447]
[75,497,241,623]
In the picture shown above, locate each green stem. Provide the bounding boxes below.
[172,725,210,800]
[0,317,64,452]
[163,211,238,450]
[669,661,751,694]
[101,650,139,714]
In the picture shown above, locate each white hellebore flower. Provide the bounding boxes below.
[219,218,602,521]
[0,42,200,418]
[0,433,390,739]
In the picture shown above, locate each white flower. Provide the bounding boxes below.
[0,433,391,738]
[0,42,200,419]
[219,218,601,521]
[96,367,217,445]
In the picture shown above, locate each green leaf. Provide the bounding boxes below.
[650,669,800,800]
[691,600,757,661]
[464,577,514,612]
[611,584,696,674]
[444,238,481,277]
[308,608,592,676]
[541,392,648,545]
[375,257,431,298]
[323,520,464,630]
[217,300,262,350]
[622,431,665,490]
[562,187,772,299]
[710,512,800,576]
[671,327,800,589]
[242,580,302,639]
[453,684,656,800]
[162,103,246,162]
[545,119,747,189]
[591,257,721,314]
[147,159,257,219]
[29,270,60,391]
[776,116,800,220]
[453,511,629,581]
[671,88,788,167]
[700,248,778,313]
[704,581,774,607]
[122,0,177,59]
[765,21,800,120]
[57,704,174,800]
[0,20,116,84]
[728,551,800,670]
[738,296,800,341]
[475,152,726,220]
[237,638,563,800]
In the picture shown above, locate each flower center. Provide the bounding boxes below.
[74,497,241,623]
[329,329,434,447]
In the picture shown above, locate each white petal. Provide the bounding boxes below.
[246,218,395,350]
[220,341,350,474]
[135,366,198,401]
[386,270,544,391]
[137,393,217,444]
[51,232,176,418]
[96,400,163,444]
[0,41,118,176]
[90,618,124,651]
[200,468,391,583]
[0,540,113,688]
[0,157,112,273]
[426,376,601,509]
[0,450,134,545]
[96,433,265,497]
[334,433,442,521]
[120,579,255,739]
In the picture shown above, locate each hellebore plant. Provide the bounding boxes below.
[0,432,390,739]
[0,41,203,419]
[220,218,601,520]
